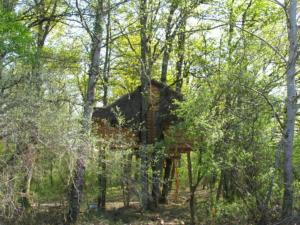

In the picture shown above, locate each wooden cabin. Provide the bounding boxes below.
[93,80,195,204]
[92,80,192,156]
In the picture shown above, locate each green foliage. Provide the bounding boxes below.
[0,0,299,224]
[0,7,34,61]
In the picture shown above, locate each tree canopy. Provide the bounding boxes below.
[0,0,300,224]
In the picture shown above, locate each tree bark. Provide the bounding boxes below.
[187,152,196,225]
[82,0,104,133]
[123,153,133,207]
[175,7,187,92]
[139,0,151,210]
[68,158,85,223]
[98,148,107,209]
[168,159,176,193]
[98,1,111,210]
[102,0,111,106]
[68,0,104,222]
[151,152,162,208]
[20,144,35,209]
[160,158,172,203]
[160,1,177,83]
[282,0,298,218]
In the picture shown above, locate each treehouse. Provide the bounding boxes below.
[92,79,192,156]
[92,80,194,205]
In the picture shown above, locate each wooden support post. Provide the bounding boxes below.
[160,158,172,203]
[174,159,179,202]
[168,159,175,193]
[187,151,196,225]
[173,147,180,202]
[123,153,132,207]
[98,147,107,210]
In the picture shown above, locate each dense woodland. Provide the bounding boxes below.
[1,0,300,224]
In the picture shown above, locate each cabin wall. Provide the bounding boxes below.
[146,85,161,144]
[93,120,138,150]
[92,81,192,154]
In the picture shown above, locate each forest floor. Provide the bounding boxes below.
[79,201,189,225]
[1,201,190,225]
[2,188,299,225]
[1,189,200,225]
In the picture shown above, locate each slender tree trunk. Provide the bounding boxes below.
[160,2,177,83]
[0,54,3,85]
[102,0,111,107]
[68,158,85,222]
[173,160,180,201]
[282,0,298,218]
[50,160,53,186]
[68,0,104,222]
[20,144,35,209]
[257,140,282,225]
[175,9,187,92]
[168,159,175,193]
[139,0,151,210]
[123,153,133,207]
[98,1,111,210]
[187,152,196,225]
[98,148,106,209]
[216,170,223,201]
[82,1,104,133]
[151,153,162,208]
[160,158,172,203]
[159,3,179,202]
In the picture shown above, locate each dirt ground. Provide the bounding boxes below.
[80,202,189,225]
[0,191,195,225]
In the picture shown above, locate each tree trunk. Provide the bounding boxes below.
[68,158,85,223]
[160,158,172,203]
[102,0,111,107]
[257,140,282,224]
[123,153,133,207]
[151,153,162,208]
[68,0,104,222]
[98,148,106,209]
[20,162,34,209]
[216,170,223,201]
[98,1,111,210]
[168,159,176,193]
[282,0,298,218]
[187,152,196,225]
[175,9,187,92]
[139,0,151,210]
[173,160,179,201]
[160,2,177,83]
[19,142,36,210]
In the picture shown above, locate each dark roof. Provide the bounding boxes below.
[92,79,182,130]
